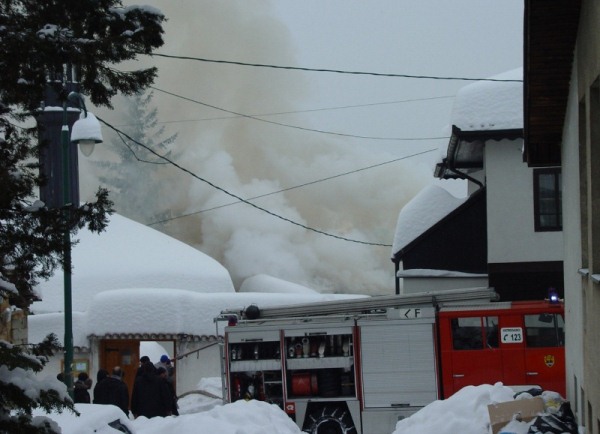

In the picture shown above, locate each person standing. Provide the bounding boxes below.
[92,369,109,404]
[131,361,173,418]
[93,366,130,416]
[157,367,179,416]
[73,372,92,403]
[136,355,156,377]
[154,355,174,382]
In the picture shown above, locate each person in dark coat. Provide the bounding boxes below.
[131,361,173,418]
[73,372,92,403]
[136,355,157,377]
[92,368,109,404]
[93,366,130,416]
[157,367,179,416]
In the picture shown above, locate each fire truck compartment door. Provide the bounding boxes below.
[358,318,438,408]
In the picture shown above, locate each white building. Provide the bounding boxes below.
[392,68,564,302]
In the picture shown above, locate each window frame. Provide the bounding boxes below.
[533,167,562,232]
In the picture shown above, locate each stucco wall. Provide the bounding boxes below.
[175,341,223,396]
[400,277,488,294]
[485,138,563,264]
[561,61,585,418]
[574,0,600,429]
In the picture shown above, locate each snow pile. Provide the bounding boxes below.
[177,377,224,415]
[30,383,581,434]
[132,400,301,434]
[393,383,515,434]
[32,404,134,434]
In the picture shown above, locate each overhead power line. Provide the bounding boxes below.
[151,86,449,141]
[113,95,455,128]
[147,53,523,82]
[98,116,395,247]
[147,148,438,226]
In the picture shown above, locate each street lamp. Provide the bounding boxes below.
[61,91,102,398]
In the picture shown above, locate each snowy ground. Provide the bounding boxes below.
[31,381,583,434]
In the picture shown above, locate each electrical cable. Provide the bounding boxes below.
[146,53,523,82]
[150,86,449,141]
[97,116,395,247]
[116,131,169,165]
[112,95,455,128]
[147,147,438,226]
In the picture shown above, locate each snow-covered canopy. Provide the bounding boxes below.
[392,185,466,256]
[29,289,365,345]
[451,67,523,131]
[31,213,235,314]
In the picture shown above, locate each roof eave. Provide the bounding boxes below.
[523,0,581,167]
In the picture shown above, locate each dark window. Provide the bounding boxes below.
[524,313,565,347]
[451,316,498,350]
[533,168,562,231]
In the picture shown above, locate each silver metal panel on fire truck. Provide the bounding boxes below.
[226,329,280,343]
[283,321,353,337]
[358,319,438,408]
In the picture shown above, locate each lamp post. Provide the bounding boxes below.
[60,91,102,398]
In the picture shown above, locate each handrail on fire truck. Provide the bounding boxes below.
[217,287,499,321]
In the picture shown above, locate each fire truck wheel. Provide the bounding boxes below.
[305,405,357,434]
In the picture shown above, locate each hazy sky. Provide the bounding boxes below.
[83,1,524,295]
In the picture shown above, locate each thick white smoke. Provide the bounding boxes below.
[83,0,442,295]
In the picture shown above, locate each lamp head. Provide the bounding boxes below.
[70,112,102,156]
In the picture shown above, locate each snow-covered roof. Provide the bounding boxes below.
[451,67,523,131]
[392,185,467,256]
[28,289,367,346]
[30,213,235,314]
[27,211,370,347]
[239,274,319,294]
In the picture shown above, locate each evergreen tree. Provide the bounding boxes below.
[0,1,166,432]
[98,91,178,224]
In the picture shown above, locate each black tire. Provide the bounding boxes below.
[303,404,357,434]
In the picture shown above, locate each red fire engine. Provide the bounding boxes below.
[218,288,565,434]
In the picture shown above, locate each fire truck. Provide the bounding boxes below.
[217,288,565,434]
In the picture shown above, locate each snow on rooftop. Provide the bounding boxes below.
[30,213,234,314]
[239,274,319,294]
[392,185,466,256]
[26,211,369,346]
[28,289,367,345]
[451,67,523,131]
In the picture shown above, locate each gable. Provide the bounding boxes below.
[393,188,487,274]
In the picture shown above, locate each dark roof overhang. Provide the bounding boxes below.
[392,186,486,262]
[435,126,523,179]
[523,0,581,167]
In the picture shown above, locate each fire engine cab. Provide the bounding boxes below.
[217,288,565,434]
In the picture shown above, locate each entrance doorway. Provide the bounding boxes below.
[100,339,139,396]
[99,339,176,399]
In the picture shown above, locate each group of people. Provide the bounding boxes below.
[61,354,178,419]
[131,354,179,418]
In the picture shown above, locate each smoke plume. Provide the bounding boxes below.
[81,0,439,295]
